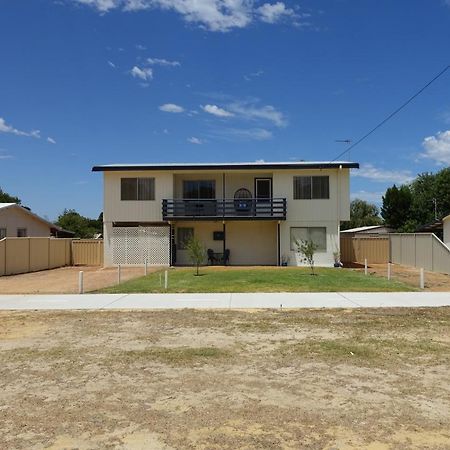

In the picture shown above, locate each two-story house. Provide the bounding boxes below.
[92,161,359,267]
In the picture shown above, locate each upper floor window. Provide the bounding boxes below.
[293,176,329,199]
[183,180,215,199]
[121,178,155,201]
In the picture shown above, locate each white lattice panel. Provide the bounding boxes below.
[112,226,170,265]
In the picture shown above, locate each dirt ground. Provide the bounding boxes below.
[0,308,449,449]
[0,266,158,294]
[352,263,450,291]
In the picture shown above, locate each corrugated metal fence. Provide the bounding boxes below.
[340,236,390,264]
[72,239,103,266]
[390,233,450,275]
[0,238,72,276]
[341,233,450,274]
[0,238,104,276]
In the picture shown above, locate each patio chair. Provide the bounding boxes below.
[223,249,230,265]
[207,248,216,265]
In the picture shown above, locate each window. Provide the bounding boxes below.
[0,228,6,239]
[121,178,155,200]
[17,228,27,237]
[183,180,215,199]
[177,227,194,250]
[290,227,327,251]
[293,176,329,199]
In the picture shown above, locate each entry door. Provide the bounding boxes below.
[255,178,272,201]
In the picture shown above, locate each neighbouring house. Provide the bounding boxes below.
[340,225,394,237]
[0,203,74,238]
[92,161,359,267]
[443,214,450,248]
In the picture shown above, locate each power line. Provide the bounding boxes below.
[331,64,450,162]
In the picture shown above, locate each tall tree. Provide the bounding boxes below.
[0,187,21,204]
[381,185,413,231]
[56,209,102,238]
[341,199,382,230]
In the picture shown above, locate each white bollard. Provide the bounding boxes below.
[387,262,391,281]
[364,258,368,276]
[117,264,121,285]
[144,259,148,276]
[420,268,425,289]
[78,271,84,294]
[164,270,168,290]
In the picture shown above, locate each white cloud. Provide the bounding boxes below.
[159,103,184,113]
[351,190,384,204]
[202,104,234,118]
[107,60,116,68]
[73,0,305,32]
[147,57,180,67]
[130,65,153,81]
[0,149,13,160]
[47,137,56,144]
[244,70,264,81]
[136,44,147,50]
[227,101,287,127]
[187,136,203,144]
[422,130,450,165]
[257,2,296,24]
[0,117,40,139]
[352,164,413,184]
[222,127,273,141]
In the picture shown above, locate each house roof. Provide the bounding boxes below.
[341,225,389,233]
[92,161,359,172]
[0,203,74,236]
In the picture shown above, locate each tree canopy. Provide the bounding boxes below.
[0,187,21,204]
[381,167,450,231]
[56,209,102,238]
[341,199,382,230]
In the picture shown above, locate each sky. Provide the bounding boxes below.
[0,0,449,221]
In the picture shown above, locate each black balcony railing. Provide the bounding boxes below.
[162,198,287,220]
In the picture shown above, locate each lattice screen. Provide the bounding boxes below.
[111,226,170,265]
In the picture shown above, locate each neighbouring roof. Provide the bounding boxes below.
[0,203,74,236]
[341,225,390,233]
[92,161,359,172]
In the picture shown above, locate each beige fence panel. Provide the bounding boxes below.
[389,233,450,275]
[0,239,5,276]
[72,240,103,266]
[0,237,72,276]
[29,238,50,272]
[340,236,389,264]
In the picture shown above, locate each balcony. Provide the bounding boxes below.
[162,198,287,221]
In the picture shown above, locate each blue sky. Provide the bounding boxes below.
[0,0,449,220]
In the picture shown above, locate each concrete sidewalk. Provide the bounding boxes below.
[0,291,448,310]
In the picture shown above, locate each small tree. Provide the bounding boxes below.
[185,236,206,276]
[296,239,318,275]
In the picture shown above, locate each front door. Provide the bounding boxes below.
[255,178,272,201]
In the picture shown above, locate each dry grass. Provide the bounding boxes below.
[0,308,449,449]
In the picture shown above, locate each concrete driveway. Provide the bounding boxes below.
[0,291,448,310]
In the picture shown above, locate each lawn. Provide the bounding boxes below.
[1,308,449,449]
[99,266,414,293]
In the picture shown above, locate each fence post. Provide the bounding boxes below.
[420,268,425,289]
[144,259,148,276]
[364,258,368,276]
[387,262,391,281]
[164,270,168,290]
[78,271,84,294]
[117,264,121,285]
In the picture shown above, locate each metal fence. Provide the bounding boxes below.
[340,236,390,264]
[72,239,103,266]
[340,233,450,275]
[0,237,72,276]
[390,233,450,275]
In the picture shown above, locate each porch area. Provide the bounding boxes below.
[173,221,279,266]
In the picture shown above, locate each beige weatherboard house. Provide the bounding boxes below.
[93,161,359,267]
